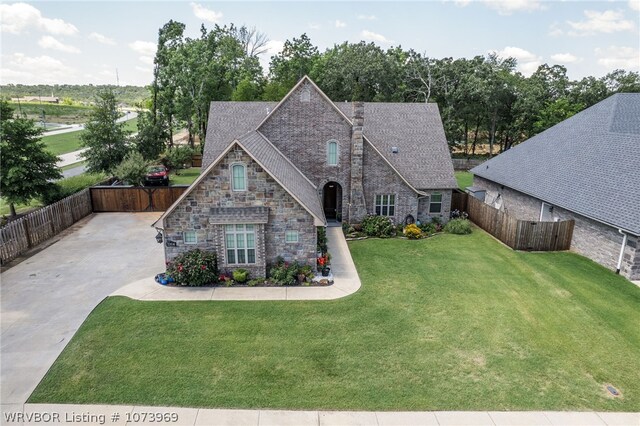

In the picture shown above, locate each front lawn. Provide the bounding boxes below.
[170,167,200,185]
[455,171,473,190]
[29,229,640,410]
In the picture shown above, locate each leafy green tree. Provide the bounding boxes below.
[231,77,263,101]
[80,89,131,173]
[162,145,193,174]
[134,110,166,161]
[113,151,150,186]
[0,101,61,216]
[264,34,320,100]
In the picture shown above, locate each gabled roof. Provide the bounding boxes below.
[335,102,457,189]
[154,131,326,228]
[471,93,640,236]
[202,77,457,190]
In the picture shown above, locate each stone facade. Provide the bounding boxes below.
[349,102,367,222]
[473,176,640,280]
[163,146,317,277]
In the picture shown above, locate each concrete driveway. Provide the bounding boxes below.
[0,213,163,406]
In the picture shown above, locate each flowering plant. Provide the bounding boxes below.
[166,249,218,286]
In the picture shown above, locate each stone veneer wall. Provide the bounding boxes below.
[259,81,354,222]
[362,141,418,224]
[163,146,317,278]
[472,176,640,280]
[417,190,453,224]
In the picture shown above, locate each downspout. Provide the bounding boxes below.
[616,229,628,275]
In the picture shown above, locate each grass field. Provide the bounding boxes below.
[170,167,200,185]
[42,117,139,157]
[9,102,93,124]
[0,197,42,217]
[455,171,473,190]
[29,229,640,411]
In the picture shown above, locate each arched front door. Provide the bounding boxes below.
[323,182,342,221]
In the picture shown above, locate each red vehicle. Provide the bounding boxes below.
[145,165,170,186]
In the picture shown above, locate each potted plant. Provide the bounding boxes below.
[318,255,330,277]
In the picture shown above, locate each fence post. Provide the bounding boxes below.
[22,219,33,248]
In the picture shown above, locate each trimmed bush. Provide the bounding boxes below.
[444,218,472,235]
[403,223,422,239]
[361,215,395,238]
[317,226,328,254]
[166,249,218,286]
[232,268,250,284]
[40,172,108,205]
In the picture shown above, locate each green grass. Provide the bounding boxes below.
[9,102,93,124]
[455,171,473,190]
[29,229,640,411]
[170,167,200,185]
[41,117,139,156]
[0,197,42,217]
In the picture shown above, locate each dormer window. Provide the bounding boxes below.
[327,140,338,166]
[231,163,246,191]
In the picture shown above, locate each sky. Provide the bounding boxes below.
[1,0,639,87]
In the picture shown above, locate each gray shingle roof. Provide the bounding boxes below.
[203,101,277,168]
[471,93,640,235]
[335,102,457,189]
[236,131,325,224]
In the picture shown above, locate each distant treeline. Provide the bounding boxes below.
[1,84,148,106]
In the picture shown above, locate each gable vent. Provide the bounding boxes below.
[300,88,310,102]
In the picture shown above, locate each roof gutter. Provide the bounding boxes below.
[616,229,628,275]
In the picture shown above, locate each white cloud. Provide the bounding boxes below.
[548,22,564,37]
[139,56,154,65]
[89,32,115,45]
[0,2,78,35]
[629,0,640,12]
[190,2,223,23]
[308,23,321,30]
[492,46,541,76]
[38,35,80,53]
[0,53,76,84]
[448,0,544,14]
[595,45,640,70]
[567,10,635,35]
[258,40,285,72]
[135,66,153,74]
[334,20,347,28]
[357,14,377,20]
[361,30,394,44]
[550,53,581,64]
[128,40,156,56]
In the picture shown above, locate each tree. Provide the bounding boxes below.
[134,110,166,161]
[80,89,131,173]
[0,101,61,216]
[264,34,320,100]
[113,151,150,186]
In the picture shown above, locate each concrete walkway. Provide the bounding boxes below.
[112,226,361,301]
[57,148,87,168]
[1,404,637,426]
[0,213,164,406]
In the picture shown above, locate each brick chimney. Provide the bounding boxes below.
[349,102,367,222]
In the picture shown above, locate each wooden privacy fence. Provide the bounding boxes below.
[451,189,468,213]
[90,186,188,212]
[0,189,92,264]
[464,194,574,251]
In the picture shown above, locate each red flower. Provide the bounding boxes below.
[201,265,206,270]
[178,264,184,272]
[317,256,326,267]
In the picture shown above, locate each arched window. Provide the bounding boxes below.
[231,163,246,191]
[327,140,338,166]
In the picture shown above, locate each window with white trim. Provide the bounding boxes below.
[327,140,338,166]
[375,194,395,216]
[231,164,246,191]
[183,230,197,244]
[225,224,256,264]
[285,230,299,243]
[429,193,442,214]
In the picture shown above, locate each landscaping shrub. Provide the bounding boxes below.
[113,151,149,186]
[444,218,472,235]
[403,223,422,239]
[166,249,218,286]
[450,209,469,220]
[161,146,193,174]
[232,268,249,284]
[40,172,108,205]
[361,215,395,238]
[419,222,436,235]
[269,257,308,286]
[317,227,328,254]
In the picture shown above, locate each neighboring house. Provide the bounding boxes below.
[471,93,640,280]
[153,76,457,276]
